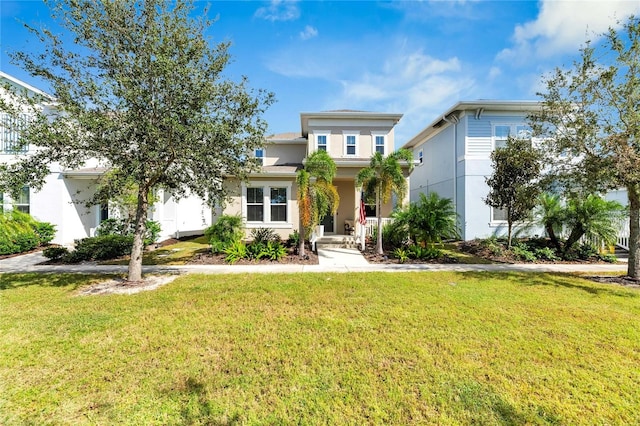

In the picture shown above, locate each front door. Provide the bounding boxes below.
[320,213,335,234]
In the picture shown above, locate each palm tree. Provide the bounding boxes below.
[296,150,339,257]
[535,192,565,251]
[393,192,459,247]
[356,149,414,255]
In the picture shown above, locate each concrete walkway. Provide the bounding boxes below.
[0,249,630,275]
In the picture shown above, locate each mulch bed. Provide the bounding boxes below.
[187,246,319,265]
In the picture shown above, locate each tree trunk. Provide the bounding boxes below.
[563,224,585,257]
[507,219,513,249]
[376,193,383,255]
[299,218,306,258]
[546,224,562,251]
[127,188,149,282]
[627,185,640,279]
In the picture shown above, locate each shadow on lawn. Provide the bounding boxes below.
[170,377,241,425]
[452,380,561,425]
[0,273,116,291]
[456,271,638,298]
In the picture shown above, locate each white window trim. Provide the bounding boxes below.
[241,181,293,229]
[343,131,359,157]
[254,148,265,166]
[492,123,532,150]
[315,131,330,153]
[371,131,387,156]
[489,206,508,226]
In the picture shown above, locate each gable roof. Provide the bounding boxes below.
[402,100,541,149]
[0,71,55,101]
[300,111,402,137]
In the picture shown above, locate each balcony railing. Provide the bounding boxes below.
[364,217,393,237]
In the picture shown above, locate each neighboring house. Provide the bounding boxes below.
[2,71,409,244]
[402,100,542,240]
[0,71,212,245]
[220,111,410,240]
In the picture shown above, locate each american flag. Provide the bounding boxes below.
[359,199,367,225]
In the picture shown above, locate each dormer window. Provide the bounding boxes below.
[255,148,264,165]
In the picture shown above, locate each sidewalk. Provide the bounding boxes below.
[0,249,629,275]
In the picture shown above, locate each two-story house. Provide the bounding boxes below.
[402,100,542,240]
[0,71,212,245]
[2,71,409,245]
[219,110,410,240]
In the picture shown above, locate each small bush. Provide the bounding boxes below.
[576,243,598,260]
[14,231,39,252]
[224,241,247,264]
[407,244,441,260]
[286,230,300,248]
[250,227,277,244]
[33,222,56,245]
[534,246,559,261]
[206,215,244,248]
[246,241,267,260]
[392,247,409,263]
[511,244,537,262]
[599,253,618,263]
[95,218,161,246]
[43,246,69,260]
[0,236,18,255]
[67,235,134,262]
[262,241,287,261]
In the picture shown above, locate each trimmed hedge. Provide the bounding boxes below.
[0,210,57,255]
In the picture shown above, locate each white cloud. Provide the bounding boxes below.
[488,66,501,80]
[300,25,318,40]
[254,0,300,22]
[498,0,640,62]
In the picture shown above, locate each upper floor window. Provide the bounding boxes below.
[418,149,423,165]
[375,135,385,155]
[255,148,264,165]
[344,133,358,156]
[317,134,327,152]
[1,113,30,154]
[493,124,532,149]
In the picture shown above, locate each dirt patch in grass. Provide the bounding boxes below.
[78,274,181,295]
[583,275,640,290]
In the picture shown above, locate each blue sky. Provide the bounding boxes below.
[2,0,639,148]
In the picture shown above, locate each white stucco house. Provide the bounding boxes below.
[1,71,212,245]
[402,100,543,240]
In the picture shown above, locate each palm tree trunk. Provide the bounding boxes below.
[299,219,306,257]
[376,192,383,255]
[627,185,640,279]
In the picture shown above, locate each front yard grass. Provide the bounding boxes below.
[1,271,639,424]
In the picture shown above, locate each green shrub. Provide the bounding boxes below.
[246,241,267,260]
[576,243,598,260]
[206,215,244,248]
[534,246,559,261]
[511,244,537,262]
[392,247,409,263]
[286,230,300,248]
[43,246,69,260]
[14,231,39,252]
[250,227,277,244]
[67,235,134,262]
[95,218,161,246]
[407,244,441,260]
[599,253,618,263]
[263,241,287,261]
[0,236,18,255]
[224,240,247,264]
[33,222,56,245]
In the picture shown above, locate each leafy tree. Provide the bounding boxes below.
[296,150,339,257]
[530,16,640,277]
[485,136,541,248]
[0,0,274,281]
[393,192,459,247]
[356,149,413,255]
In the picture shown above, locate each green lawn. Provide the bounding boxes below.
[1,272,638,425]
